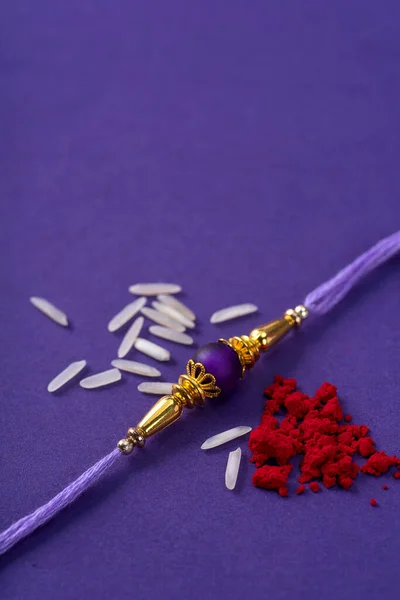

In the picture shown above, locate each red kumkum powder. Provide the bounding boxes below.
[249,375,400,497]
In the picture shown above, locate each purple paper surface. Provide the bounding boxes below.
[1,2,400,599]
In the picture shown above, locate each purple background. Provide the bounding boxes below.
[1,2,400,599]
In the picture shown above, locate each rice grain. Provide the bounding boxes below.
[30,297,69,327]
[210,303,258,324]
[47,360,87,392]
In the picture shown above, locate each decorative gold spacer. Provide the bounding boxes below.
[185,360,221,398]
[171,360,221,408]
[219,335,260,377]
[173,375,203,408]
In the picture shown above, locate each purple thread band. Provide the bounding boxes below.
[0,449,120,556]
[304,230,400,315]
[0,230,399,557]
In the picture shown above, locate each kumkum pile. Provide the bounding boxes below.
[249,376,400,499]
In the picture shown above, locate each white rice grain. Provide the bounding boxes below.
[134,337,170,362]
[137,382,174,395]
[107,297,146,332]
[225,447,242,491]
[157,294,196,321]
[149,325,194,346]
[117,316,144,358]
[210,303,258,324]
[47,360,87,392]
[201,426,252,450]
[30,296,69,327]
[80,368,121,389]
[129,283,181,296]
[141,307,185,332]
[152,301,195,329]
[111,359,161,378]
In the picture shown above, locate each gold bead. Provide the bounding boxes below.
[117,439,134,455]
[135,434,145,448]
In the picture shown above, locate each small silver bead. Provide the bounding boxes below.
[294,304,309,321]
[117,439,134,455]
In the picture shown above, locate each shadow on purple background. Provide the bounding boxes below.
[1,2,400,599]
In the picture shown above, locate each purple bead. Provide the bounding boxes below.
[194,341,242,394]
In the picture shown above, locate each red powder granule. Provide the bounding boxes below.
[370,498,377,507]
[250,376,400,499]
[323,475,336,489]
[358,437,376,457]
[393,471,400,479]
[252,464,292,495]
[320,396,343,421]
[310,482,320,493]
[296,484,306,495]
[315,382,337,402]
[382,484,388,490]
[361,452,397,476]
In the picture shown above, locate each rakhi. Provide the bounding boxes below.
[1,230,399,555]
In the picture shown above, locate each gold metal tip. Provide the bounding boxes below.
[250,305,308,353]
[220,305,308,378]
[137,395,184,438]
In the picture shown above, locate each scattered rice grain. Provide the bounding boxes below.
[80,368,121,389]
[129,283,181,296]
[107,297,146,332]
[225,447,242,490]
[134,338,171,362]
[210,303,258,324]
[152,301,195,329]
[117,316,144,358]
[149,325,194,346]
[137,382,174,395]
[157,294,196,321]
[47,360,87,392]
[201,426,252,450]
[111,359,161,378]
[30,296,69,327]
[141,307,185,332]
